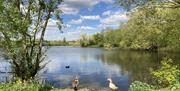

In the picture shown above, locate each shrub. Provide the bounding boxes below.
[151,58,180,88]
[129,81,154,91]
[170,81,180,90]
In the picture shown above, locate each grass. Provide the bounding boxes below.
[1,81,180,91]
[50,88,90,91]
[0,80,91,91]
[0,81,51,91]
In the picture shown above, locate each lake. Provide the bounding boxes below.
[0,46,180,91]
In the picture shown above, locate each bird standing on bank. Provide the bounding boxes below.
[107,78,118,91]
[72,76,79,91]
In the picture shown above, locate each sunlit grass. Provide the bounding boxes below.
[0,79,90,91]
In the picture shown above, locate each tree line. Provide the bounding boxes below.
[80,1,180,52]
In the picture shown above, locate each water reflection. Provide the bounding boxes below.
[42,47,179,91]
[0,55,12,82]
[43,47,128,90]
[0,46,179,91]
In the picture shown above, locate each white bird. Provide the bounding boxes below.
[107,78,118,91]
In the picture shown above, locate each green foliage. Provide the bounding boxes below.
[0,80,90,91]
[46,40,69,46]
[63,38,66,43]
[86,1,180,52]
[0,0,63,80]
[117,0,180,10]
[129,58,180,91]
[170,81,180,90]
[119,4,180,50]
[151,58,180,89]
[129,81,154,91]
[0,80,52,91]
[79,34,96,47]
[92,33,104,47]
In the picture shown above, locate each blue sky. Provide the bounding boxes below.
[44,0,128,40]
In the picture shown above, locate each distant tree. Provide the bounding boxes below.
[80,34,89,47]
[0,0,63,80]
[63,37,66,43]
[93,33,104,47]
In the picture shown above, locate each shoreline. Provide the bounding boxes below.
[45,45,180,53]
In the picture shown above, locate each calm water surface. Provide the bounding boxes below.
[42,46,180,91]
[0,46,180,91]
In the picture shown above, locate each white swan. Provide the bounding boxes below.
[107,78,118,91]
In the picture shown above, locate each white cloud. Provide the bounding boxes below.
[65,26,97,40]
[67,30,82,36]
[58,0,113,15]
[64,0,99,8]
[102,10,125,16]
[47,19,59,28]
[68,15,100,25]
[58,4,79,15]
[102,10,111,16]
[101,13,128,25]
[80,15,101,20]
[69,19,83,25]
[63,24,71,28]
[101,0,114,3]
[78,26,95,30]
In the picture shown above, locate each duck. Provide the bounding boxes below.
[72,76,79,91]
[65,65,70,68]
[107,78,118,91]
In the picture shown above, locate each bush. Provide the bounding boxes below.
[129,81,154,91]
[129,58,180,91]
[170,81,180,90]
[151,58,180,88]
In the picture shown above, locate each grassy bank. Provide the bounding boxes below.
[1,81,179,91]
[0,80,91,91]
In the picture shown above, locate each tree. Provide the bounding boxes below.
[63,37,66,43]
[113,0,180,50]
[80,34,89,47]
[88,0,180,51]
[117,0,180,10]
[119,2,180,50]
[0,0,63,80]
[93,33,104,47]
